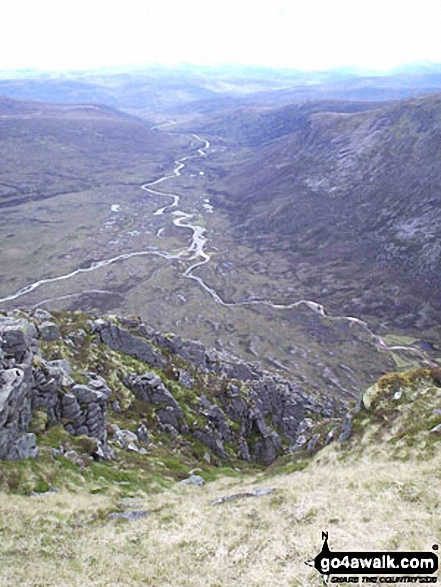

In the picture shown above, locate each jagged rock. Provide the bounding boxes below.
[125,372,187,433]
[194,427,228,458]
[94,439,115,460]
[137,423,149,444]
[59,379,110,442]
[31,358,74,424]
[38,321,61,341]
[222,361,254,381]
[289,434,308,452]
[0,308,332,466]
[9,433,38,460]
[237,437,250,461]
[110,426,139,450]
[338,412,355,443]
[307,433,321,454]
[0,316,37,363]
[178,369,193,389]
[156,406,188,434]
[31,308,53,322]
[0,365,36,460]
[93,319,165,368]
[223,393,248,423]
[206,405,231,442]
[253,431,282,465]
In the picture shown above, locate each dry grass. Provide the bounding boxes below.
[1,447,440,586]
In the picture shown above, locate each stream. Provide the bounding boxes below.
[0,131,435,367]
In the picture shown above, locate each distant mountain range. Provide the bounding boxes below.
[3,63,441,119]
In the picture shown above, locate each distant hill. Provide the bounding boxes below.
[0,96,183,208]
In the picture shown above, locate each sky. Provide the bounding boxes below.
[1,0,441,73]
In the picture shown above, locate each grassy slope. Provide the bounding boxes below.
[1,365,441,585]
[1,450,439,586]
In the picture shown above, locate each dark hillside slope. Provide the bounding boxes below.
[184,100,386,147]
[209,93,441,329]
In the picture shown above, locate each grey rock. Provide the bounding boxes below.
[72,384,107,405]
[178,369,193,389]
[109,510,150,521]
[207,405,231,442]
[31,308,53,322]
[124,373,177,408]
[12,433,38,460]
[156,406,188,434]
[0,366,34,460]
[93,320,165,368]
[211,487,274,505]
[137,423,149,444]
[112,428,139,449]
[289,434,308,452]
[338,413,354,443]
[38,321,61,342]
[253,431,282,465]
[326,427,337,444]
[307,433,321,454]
[0,317,37,363]
[194,428,227,458]
[111,399,121,412]
[237,437,250,461]
[125,373,187,434]
[180,474,205,487]
[127,442,139,452]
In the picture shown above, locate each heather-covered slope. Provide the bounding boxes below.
[206,93,441,332]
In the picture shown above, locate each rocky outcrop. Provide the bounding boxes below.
[61,376,110,441]
[0,310,337,465]
[0,313,113,459]
[93,319,166,368]
[124,372,188,434]
[0,316,38,460]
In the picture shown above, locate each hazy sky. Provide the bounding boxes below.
[1,0,441,72]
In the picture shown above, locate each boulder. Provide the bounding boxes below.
[93,320,165,368]
[38,321,61,342]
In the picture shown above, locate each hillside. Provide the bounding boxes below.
[182,99,386,147]
[204,93,441,337]
[0,96,184,208]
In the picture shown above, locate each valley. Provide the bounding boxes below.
[0,95,439,403]
[1,63,441,587]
